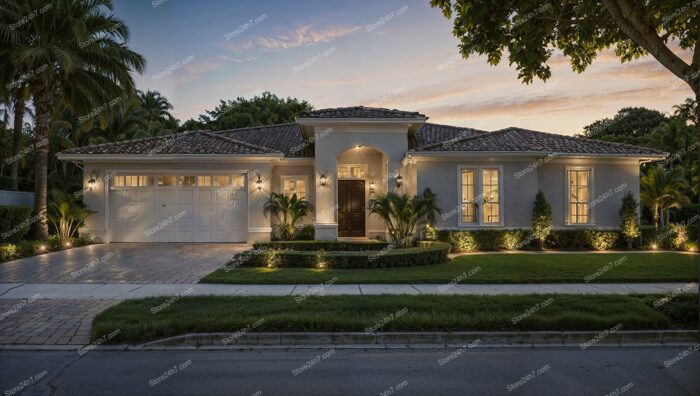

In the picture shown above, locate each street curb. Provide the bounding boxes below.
[132,330,699,349]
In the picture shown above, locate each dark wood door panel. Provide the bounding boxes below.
[338,180,365,237]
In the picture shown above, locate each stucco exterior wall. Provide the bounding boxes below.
[270,163,315,232]
[538,159,640,229]
[79,160,273,243]
[416,158,539,229]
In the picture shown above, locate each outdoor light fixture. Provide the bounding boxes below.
[320,174,327,187]
[39,245,46,252]
[369,180,376,194]
[87,169,97,190]
[255,174,263,191]
[651,243,658,250]
[64,241,72,248]
[395,174,403,188]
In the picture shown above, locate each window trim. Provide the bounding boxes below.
[565,166,595,226]
[280,175,309,199]
[457,165,504,227]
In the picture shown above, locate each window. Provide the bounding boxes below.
[337,164,367,179]
[214,175,230,187]
[482,169,500,224]
[459,166,502,226]
[460,170,476,223]
[113,175,152,187]
[568,169,590,224]
[197,176,212,187]
[281,176,307,199]
[157,176,176,186]
[231,175,245,187]
[179,175,196,187]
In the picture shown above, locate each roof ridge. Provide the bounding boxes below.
[213,122,299,134]
[200,131,282,154]
[422,122,486,132]
[499,127,667,155]
[415,129,509,151]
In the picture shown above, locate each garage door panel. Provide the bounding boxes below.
[111,173,247,243]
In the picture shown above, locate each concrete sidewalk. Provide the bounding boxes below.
[1,282,696,299]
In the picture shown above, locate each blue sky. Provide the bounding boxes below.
[114,0,693,134]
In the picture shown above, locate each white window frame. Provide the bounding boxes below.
[281,175,308,199]
[337,164,368,180]
[565,166,594,226]
[457,165,504,227]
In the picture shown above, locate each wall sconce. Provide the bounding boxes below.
[87,169,97,190]
[395,174,403,188]
[369,180,376,194]
[255,173,263,191]
[320,174,327,187]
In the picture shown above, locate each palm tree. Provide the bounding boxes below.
[640,166,688,228]
[138,90,176,136]
[646,120,698,171]
[0,0,145,237]
[367,188,441,248]
[263,193,314,240]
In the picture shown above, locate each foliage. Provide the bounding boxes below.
[47,189,94,238]
[531,191,552,248]
[619,192,640,248]
[0,244,17,261]
[367,188,440,248]
[190,92,313,131]
[263,193,313,241]
[0,236,94,263]
[585,230,619,251]
[232,242,451,269]
[438,229,534,252]
[582,107,667,144]
[668,223,689,249]
[0,205,33,243]
[640,166,688,227]
[292,224,314,241]
[253,240,389,251]
[646,119,698,170]
[672,98,698,125]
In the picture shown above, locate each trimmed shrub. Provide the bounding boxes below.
[0,206,33,243]
[531,191,552,248]
[232,242,451,269]
[642,224,699,250]
[292,224,314,241]
[545,229,589,249]
[585,230,619,251]
[0,244,17,262]
[619,192,640,249]
[438,229,535,252]
[252,240,389,251]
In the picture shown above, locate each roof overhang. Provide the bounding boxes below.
[56,153,284,162]
[405,151,667,162]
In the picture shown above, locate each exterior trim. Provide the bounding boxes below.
[457,165,505,228]
[564,166,595,226]
[57,154,283,161]
[249,227,273,233]
[406,151,666,160]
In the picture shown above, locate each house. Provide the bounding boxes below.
[56,106,666,243]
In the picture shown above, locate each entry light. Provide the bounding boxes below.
[369,181,376,194]
[87,170,97,190]
[255,176,263,191]
[320,174,327,187]
[395,174,403,188]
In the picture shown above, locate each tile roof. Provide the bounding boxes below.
[59,130,281,156]
[215,123,313,158]
[413,123,486,148]
[300,106,426,119]
[412,127,666,157]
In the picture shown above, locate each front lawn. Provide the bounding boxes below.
[200,252,698,284]
[92,294,698,344]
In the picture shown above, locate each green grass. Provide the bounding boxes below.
[200,252,699,284]
[92,294,698,344]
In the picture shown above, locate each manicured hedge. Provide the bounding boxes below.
[0,206,34,243]
[231,241,450,269]
[0,235,94,263]
[641,225,699,250]
[252,240,389,251]
[436,229,629,252]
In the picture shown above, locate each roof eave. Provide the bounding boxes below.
[296,117,427,125]
[406,151,667,160]
[56,153,284,162]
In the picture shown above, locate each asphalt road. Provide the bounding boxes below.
[1,347,698,395]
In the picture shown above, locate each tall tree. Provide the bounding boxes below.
[640,166,688,227]
[672,97,698,125]
[0,0,145,237]
[198,92,313,130]
[646,119,698,171]
[581,107,667,144]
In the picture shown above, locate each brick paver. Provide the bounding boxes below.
[0,299,118,345]
[0,243,247,284]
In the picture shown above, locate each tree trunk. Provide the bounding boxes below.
[10,96,25,191]
[33,85,54,239]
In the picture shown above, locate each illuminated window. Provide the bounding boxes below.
[482,169,500,224]
[157,176,176,186]
[337,164,367,179]
[460,169,476,223]
[138,176,153,186]
[282,176,307,199]
[113,175,152,187]
[214,175,230,187]
[568,169,590,224]
[197,176,212,186]
[179,175,196,187]
[231,175,245,187]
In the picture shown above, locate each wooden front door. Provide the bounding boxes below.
[338,180,365,237]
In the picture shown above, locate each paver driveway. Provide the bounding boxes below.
[0,243,247,284]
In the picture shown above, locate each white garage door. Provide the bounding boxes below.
[110,174,247,242]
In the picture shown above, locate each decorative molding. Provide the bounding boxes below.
[248,227,273,233]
